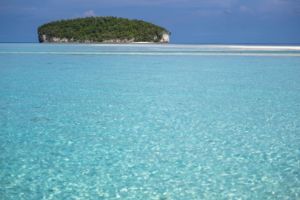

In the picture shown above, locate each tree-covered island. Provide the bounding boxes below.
[38,17,170,43]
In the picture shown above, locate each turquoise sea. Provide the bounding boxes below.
[1,44,300,199]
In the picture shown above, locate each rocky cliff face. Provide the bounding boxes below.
[39,33,170,43]
[160,33,170,43]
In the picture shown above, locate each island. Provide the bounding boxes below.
[38,16,170,43]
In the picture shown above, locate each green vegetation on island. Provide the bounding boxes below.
[38,16,170,43]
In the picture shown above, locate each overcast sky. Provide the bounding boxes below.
[0,0,300,43]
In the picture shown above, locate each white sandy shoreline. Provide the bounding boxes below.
[1,43,300,55]
[218,45,300,51]
[3,42,299,51]
[86,43,300,51]
[1,51,300,57]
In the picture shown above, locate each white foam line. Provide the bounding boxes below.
[0,51,300,57]
[2,43,300,51]
[76,44,300,50]
[222,45,300,51]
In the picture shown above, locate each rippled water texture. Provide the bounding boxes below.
[1,44,300,199]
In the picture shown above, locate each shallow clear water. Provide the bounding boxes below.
[1,44,300,199]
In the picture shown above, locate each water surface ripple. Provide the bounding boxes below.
[1,44,300,199]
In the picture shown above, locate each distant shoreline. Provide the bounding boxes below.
[36,43,300,50]
[1,42,300,46]
[0,42,300,50]
[1,43,300,57]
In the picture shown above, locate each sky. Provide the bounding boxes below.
[0,0,300,44]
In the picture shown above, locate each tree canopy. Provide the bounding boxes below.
[38,16,170,43]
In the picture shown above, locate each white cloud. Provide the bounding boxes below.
[83,10,96,17]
